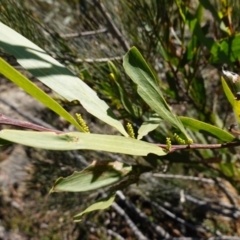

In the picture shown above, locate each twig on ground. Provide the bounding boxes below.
[149,199,209,235]
[53,54,123,63]
[74,56,123,63]
[107,229,125,240]
[93,0,130,52]
[214,178,238,207]
[185,194,240,219]
[111,201,148,240]
[60,28,107,38]
[153,173,215,184]
[116,190,171,238]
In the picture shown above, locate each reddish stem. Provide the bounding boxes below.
[0,113,62,134]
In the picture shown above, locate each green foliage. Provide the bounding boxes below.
[73,193,116,222]
[0,129,166,156]
[123,47,189,139]
[0,57,83,131]
[210,34,240,63]
[0,22,129,137]
[51,161,131,192]
[0,17,239,220]
[137,115,161,140]
[108,61,137,116]
[1,0,240,236]
[180,116,235,142]
[222,76,240,122]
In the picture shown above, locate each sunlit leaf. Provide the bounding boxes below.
[0,21,128,136]
[51,161,131,192]
[0,57,83,132]
[180,116,235,142]
[137,115,161,140]
[221,77,240,122]
[73,193,116,222]
[123,46,189,139]
[0,130,166,156]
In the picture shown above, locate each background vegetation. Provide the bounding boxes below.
[1,0,240,239]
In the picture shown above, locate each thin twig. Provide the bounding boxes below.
[185,194,240,219]
[74,56,123,63]
[149,176,240,222]
[149,176,240,218]
[93,0,130,52]
[0,113,62,134]
[107,229,125,240]
[229,124,240,135]
[204,198,240,212]
[111,202,148,240]
[0,97,58,130]
[214,178,238,207]
[157,141,240,152]
[54,54,123,63]
[116,190,171,238]
[60,28,107,38]
[150,199,209,234]
[153,173,215,184]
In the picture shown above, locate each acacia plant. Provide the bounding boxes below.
[1,17,240,222]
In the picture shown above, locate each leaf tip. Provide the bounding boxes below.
[73,216,83,222]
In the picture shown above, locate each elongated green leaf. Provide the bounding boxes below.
[0,57,83,132]
[73,193,116,222]
[175,0,187,22]
[221,77,240,122]
[180,116,235,142]
[137,116,161,140]
[0,21,128,136]
[0,130,166,156]
[222,77,236,106]
[108,61,134,115]
[123,46,188,139]
[51,161,131,193]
